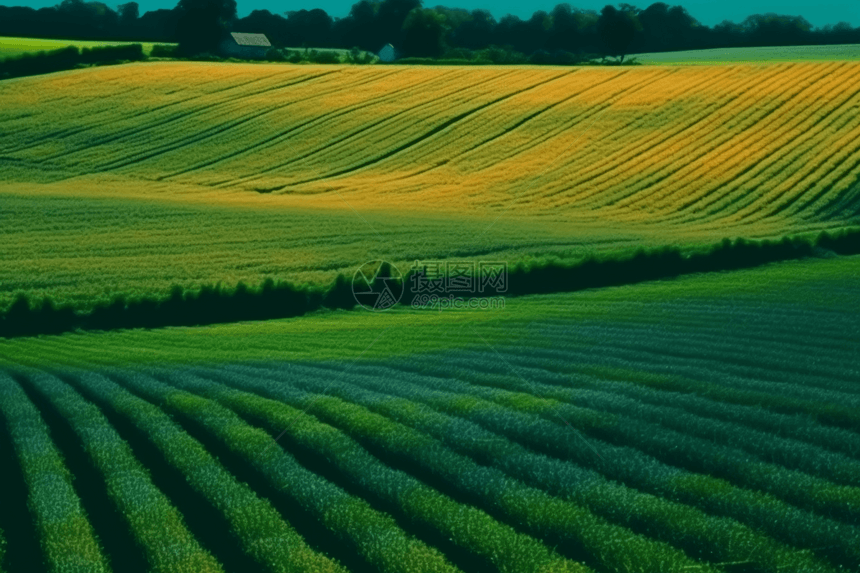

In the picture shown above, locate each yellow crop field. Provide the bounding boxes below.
[1,61,859,311]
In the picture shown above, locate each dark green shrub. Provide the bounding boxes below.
[149,44,178,58]
[79,44,145,64]
[265,47,286,62]
[0,46,80,79]
[306,49,341,64]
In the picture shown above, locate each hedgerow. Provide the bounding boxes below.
[0,44,144,80]
[2,227,860,339]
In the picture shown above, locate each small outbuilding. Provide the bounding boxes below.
[220,33,272,60]
[377,43,397,63]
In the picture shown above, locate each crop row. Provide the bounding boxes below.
[103,368,469,573]
[64,370,348,573]
[172,365,720,573]
[329,359,860,523]
[0,371,110,573]
[518,64,761,208]
[157,368,595,573]
[212,363,839,573]
[554,63,820,211]
[634,63,854,220]
[23,371,224,573]
[489,331,860,430]
[402,350,860,460]
[255,361,860,569]
[402,352,860,486]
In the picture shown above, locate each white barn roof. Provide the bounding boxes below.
[230,33,272,47]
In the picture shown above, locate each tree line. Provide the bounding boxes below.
[0,0,858,60]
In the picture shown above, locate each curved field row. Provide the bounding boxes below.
[0,256,858,572]
[3,62,860,311]
[2,62,859,225]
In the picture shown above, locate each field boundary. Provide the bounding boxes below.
[1,227,859,338]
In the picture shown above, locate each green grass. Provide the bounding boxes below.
[632,43,860,65]
[0,36,171,59]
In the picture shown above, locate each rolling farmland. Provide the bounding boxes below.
[2,62,860,311]
[1,55,860,573]
[631,44,860,65]
[1,256,859,572]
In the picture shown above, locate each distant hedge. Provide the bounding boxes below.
[0,43,145,80]
[1,227,859,338]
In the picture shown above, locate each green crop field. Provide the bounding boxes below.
[1,257,859,573]
[632,44,860,65]
[0,36,168,59]
[0,51,859,573]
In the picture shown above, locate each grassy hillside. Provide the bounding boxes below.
[1,62,859,312]
[0,255,858,573]
[632,44,860,65]
[0,36,167,59]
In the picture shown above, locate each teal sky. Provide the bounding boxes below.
[9,0,859,27]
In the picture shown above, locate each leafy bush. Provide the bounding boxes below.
[264,47,286,62]
[79,43,145,64]
[0,46,79,79]
[150,44,178,58]
[346,47,373,64]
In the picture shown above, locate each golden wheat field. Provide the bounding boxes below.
[2,61,860,310]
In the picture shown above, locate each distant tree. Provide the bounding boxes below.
[284,9,333,47]
[597,4,641,63]
[118,2,138,23]
[174,0,237,55]
[332,0,378,51]
[117,2,139,36]
[637,3,701,52]
[447,9,495,50]
[378,0,421,43]
[234,9,288,46]
[137,8,180,41]
[741,13,812,46]
[400,8,447,57]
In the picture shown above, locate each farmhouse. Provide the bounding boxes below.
[220,33,272,60]
[378,43,397,62]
